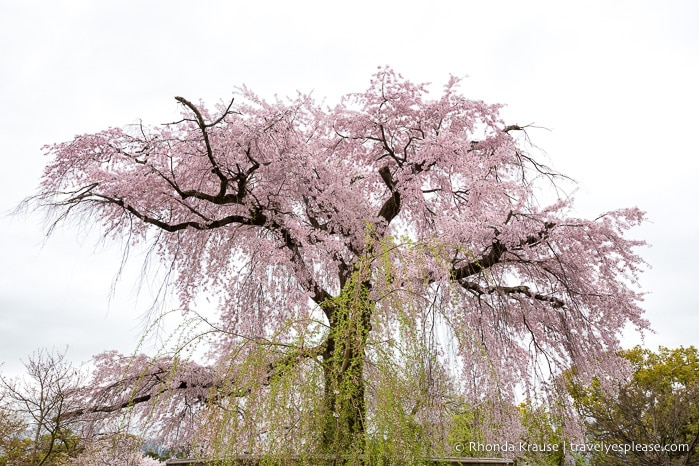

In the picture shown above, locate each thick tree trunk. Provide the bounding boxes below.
[321,342,366,462]
[319,282,372,464]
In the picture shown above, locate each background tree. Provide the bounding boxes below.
[0,349,84,465]
[569,346,699,465]
[28,68,648,462]
[0,390,26,465]
[516,400,572,466]
[446,398,577,465]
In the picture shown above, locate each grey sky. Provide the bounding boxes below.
[1,0,698,376]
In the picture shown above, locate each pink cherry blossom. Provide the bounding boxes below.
[33,67,648,458]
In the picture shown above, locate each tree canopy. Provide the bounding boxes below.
[570,346,699,465]
[30,68,648,462]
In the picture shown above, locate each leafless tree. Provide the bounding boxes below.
[0,348,84,465]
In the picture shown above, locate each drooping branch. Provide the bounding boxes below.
[452,221,555,279]
[452,240,508,280]
[459,281,565,308]
[102,195,266,232]
[448,221,566,309]
[64,342,327,421]
[268,219,336,314]
[503,124,525,133]
[91,189,336,310]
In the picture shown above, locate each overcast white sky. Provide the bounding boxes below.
[1,0,698,376]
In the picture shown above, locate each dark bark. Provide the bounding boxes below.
[318,281,372,464]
